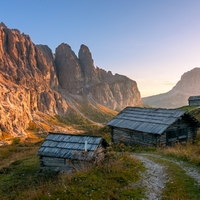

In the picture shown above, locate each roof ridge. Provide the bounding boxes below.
[48,132,103,138]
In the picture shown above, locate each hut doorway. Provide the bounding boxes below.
[166,130,176,145]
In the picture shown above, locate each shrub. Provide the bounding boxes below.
[12,137,21,145]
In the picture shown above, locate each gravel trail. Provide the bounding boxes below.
[141,153,200,187]
[132,155,168,200]
[132,153,200,200]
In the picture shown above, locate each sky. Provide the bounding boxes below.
[1,0,200,97]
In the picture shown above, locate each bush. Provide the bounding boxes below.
[109,142,157,153]
[12,137,21,145]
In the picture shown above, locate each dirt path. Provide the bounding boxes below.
[132,154,168,200]
[139,153,200,187]
[132,153,200,200]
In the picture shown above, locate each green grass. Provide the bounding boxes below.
[36,153,145,200]
[56,102,117,131]
[78,101,117,124]
[179,105,200,121]
[178,105,199,111]
[1,106,200,200]
[0,156,39,198]
[56,107,99,130]
[1,137,200,199]
[0,143,145,200]
[0,142,41,174]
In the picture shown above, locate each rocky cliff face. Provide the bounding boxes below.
[0,23,141,137]
[142,68,200,108]
[55,43,141,110]
[0,23,68,136]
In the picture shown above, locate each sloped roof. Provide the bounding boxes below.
[107,107,190,135]
[38,133,108,160]
[188,96,200,101]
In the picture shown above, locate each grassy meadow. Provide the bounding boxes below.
[1,106,200,199]
[0,140,145,200]
[1,128,200,200]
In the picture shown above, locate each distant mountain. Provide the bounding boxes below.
[142,68,200,108]
[0,23,141,137]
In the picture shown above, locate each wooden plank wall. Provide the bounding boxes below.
[39,156,73,171]
[189,100,200,106]
[112,128,157,146]
[39,146,106,172]
[164,118,197,145]
[112,116,198,146]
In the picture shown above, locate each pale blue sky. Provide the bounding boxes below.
[1,0,200,97]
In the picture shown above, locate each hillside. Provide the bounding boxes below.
[142,68,200,108]
[0,23,141,137]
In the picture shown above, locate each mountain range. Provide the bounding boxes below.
[142,67,200,108]
[0,23,141,137]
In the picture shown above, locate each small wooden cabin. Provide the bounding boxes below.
[38,133,108,172]
[107,107,200,146]
[188,96,200,106]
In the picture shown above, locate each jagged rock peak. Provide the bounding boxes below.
[78,44,94,66]
[78,44,98,84]
[57,43,71,49]
[79,44,91,55]
[55,43,78,60]
[0,22,7,28]
[55,42,83,93]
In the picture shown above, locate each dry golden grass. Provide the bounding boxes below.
[161,131,200,164]
[162,142,200,164]
[97,104,118,116]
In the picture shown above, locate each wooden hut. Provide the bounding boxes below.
[107,107,200,146]
[38,133,108,172]
[188,96,200,106]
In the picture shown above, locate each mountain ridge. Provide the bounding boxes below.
[142,67,200,108]
[0,23,141,137]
